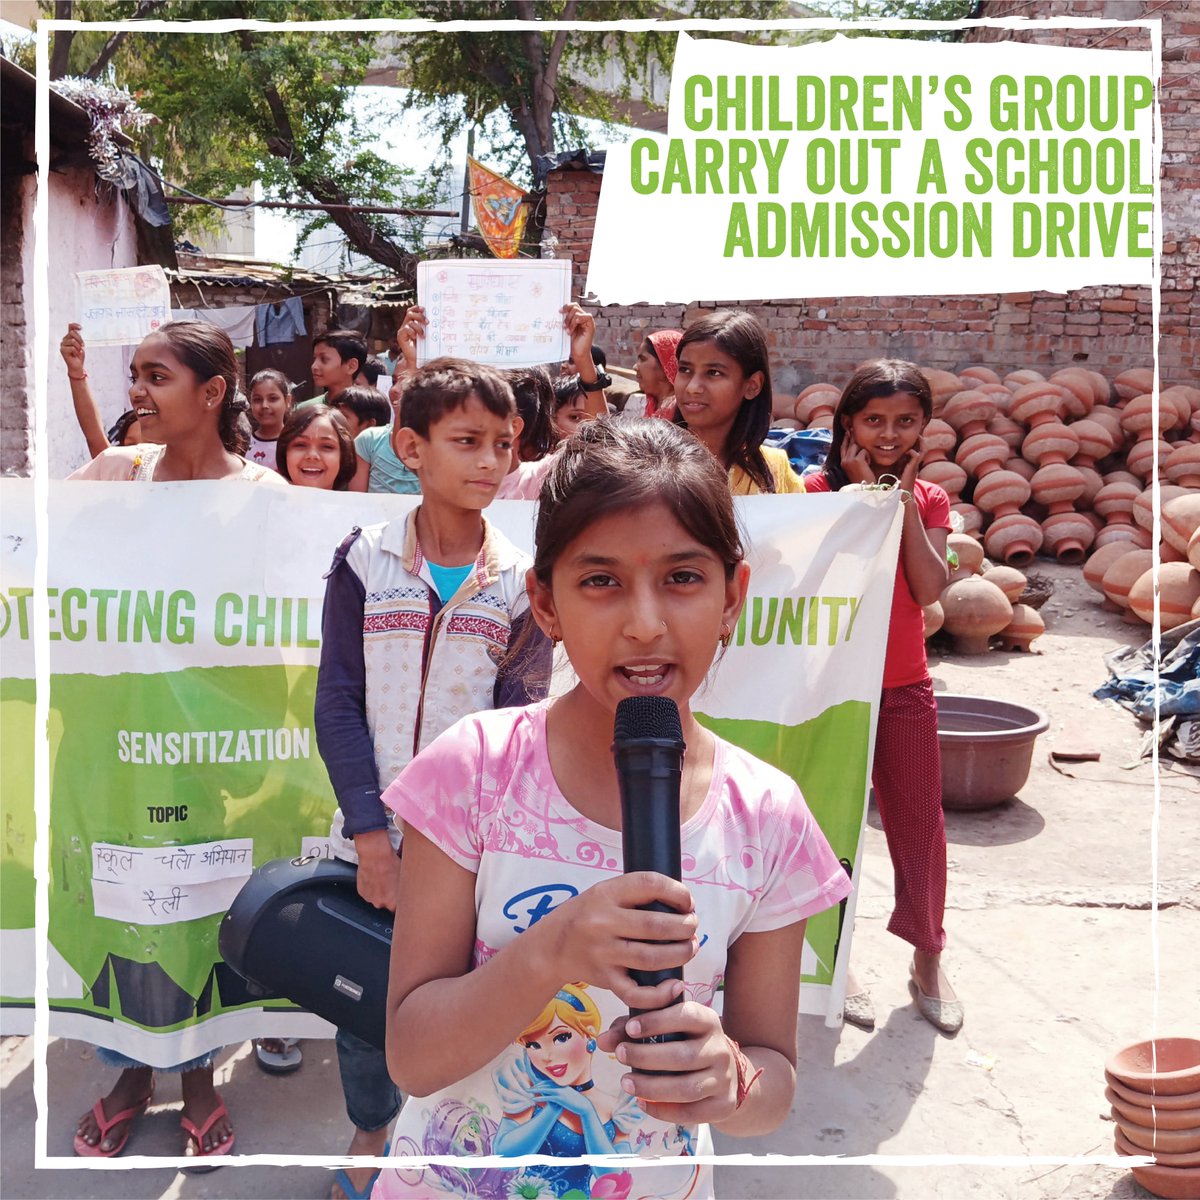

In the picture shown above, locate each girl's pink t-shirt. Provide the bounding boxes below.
[374,700,851,1200]
[804,474,950,687]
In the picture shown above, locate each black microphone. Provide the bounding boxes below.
[612,695,687,1046]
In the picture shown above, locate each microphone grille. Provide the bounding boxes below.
[613,695,683,744]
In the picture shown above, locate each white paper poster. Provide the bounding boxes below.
[74,264,171,347]
[416,259,571,368]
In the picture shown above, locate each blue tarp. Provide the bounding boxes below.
[1094,619,1200,721]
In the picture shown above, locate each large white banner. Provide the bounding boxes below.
[1,479,899,1063]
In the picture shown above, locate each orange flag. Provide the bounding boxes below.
[468,156,531,259]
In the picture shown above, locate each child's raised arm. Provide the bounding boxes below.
[385,826,698,1098]
[561,303,608,421]
[60,324,110,459]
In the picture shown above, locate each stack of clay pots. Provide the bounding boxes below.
[929,533,1044,655]
[1105,1037,1200,1198]
[780,362,1200,633]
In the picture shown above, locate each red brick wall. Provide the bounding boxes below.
[546,0,1196,391]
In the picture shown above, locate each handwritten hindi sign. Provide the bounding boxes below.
[415,259,571,369]
[74,265,170,347]
[90,837,254,924]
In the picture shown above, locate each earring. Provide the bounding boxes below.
[550,630,561,647]
[719,625,732,649]
[586,1038,597,1053]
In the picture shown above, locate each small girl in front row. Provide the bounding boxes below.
[803,360,960,1034]
[374,419,851,1199]
[246,368,293,472]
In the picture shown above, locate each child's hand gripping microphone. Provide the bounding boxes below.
[612,695,687,1056]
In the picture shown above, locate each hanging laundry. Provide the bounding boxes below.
[254,296,307,346]
[170,304,257,348]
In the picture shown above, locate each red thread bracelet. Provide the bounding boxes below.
[725,1035,763,1110]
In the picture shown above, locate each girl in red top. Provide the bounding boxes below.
[805,360,961,1034]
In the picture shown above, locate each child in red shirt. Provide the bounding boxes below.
[805,359,960,1035]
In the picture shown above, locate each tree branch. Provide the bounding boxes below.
[48,2,74,79]
[82,1,167,79]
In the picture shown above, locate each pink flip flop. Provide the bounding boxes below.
[73,1090,153,1157]
[180,1096,236,1167]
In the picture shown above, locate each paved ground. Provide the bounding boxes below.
[3,562,1196,1200]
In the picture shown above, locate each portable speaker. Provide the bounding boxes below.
[218,856,393,1050]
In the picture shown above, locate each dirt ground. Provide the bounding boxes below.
[2,560,1196,1200]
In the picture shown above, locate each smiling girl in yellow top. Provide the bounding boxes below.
[672,310,804,496]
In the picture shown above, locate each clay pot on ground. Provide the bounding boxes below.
[920,460,967,503]
[1119,1120,1200,1156]
[1127,437,1173,482]
[1162,493,1200,556]
[1113,367,1154,402]
[1005,369,1045,391]
[794,384,839,427]
[922,601,944,639]
[771,391,797,421]
[1190,527,1200,572]
[1049,368,1098,419]
[943,389,998,439]
[1084,543,1140,608]
[921,418,958,463]
[983,565,1028,603]
[1009,380,1065,428]
[1128,563,1200,630]
[1106,1086,1200,1131]
[939,576,1013,654]
[1107,1038,1200,1096]
[1101,549,1155,619]
[1165,442,1200,488]
[1069,418,1115,469]
[958,365,1002,387]
[1005,456,1035,482]
[948,532,985,581]
[1134,484,1187,533]
[1102,468,1140,488]
[922,369,963,415]
[957,432,1010,479]
[997,603,1044,652]
[1093,481,1152,551]
[1087,405,1126,449]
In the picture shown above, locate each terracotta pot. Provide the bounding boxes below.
[943,389,997,438]
[1108,1075,1200,1112]
[1069,418,1115,467]
[1101,549,1154,612]
[1076,466,1105,507]
[984,512,1044,568]
[1162,383,1200,418]
[807,413,833,431]
[958,365,1001,387]
[1084,543,1139,603]
[920,460,967,502]
[1127,437,1174,481]
[1023,421,1080,467]
[1102,468,1141,488]
[1129,564,1200,630]
[1114,367,1154,402]
[1031,462,1086,508]
[982,565,1027,603]
[1122,392,1182,440]
[979,381,1015,415]
[956,432,1009,479]
[1105,1086,1200,1131]
[1190,527,1200,572]
[1005,368,1045,391]
[939,576,1013,653]
[772,418,799,431]
[975,468,1031,515]
[794,387,839,426]
[1115,1127,1200,1168]
[1129,1161,1200,1200]
[1161,387,1194,430]
[1009,380,1064,428]
[1084,510,1105,536]
[1085,369,1114,407]
[1118,1119,1200,1156]
[1088,405,1125,446]
[1165,442,1200,488]
[1049,367,1097,419]
[1134,485,1187,533]
[1161,540,1189,564]
[922,418,958,463]
[988,415,1025,453]
[922,368,964,414]
[1162,493,1200,555]
[922,601,944,639]
[1194,594,1200,620]
[997,603,1044,651]
[1041,510,1095,564]
[771,391,797,420]
[948,532,985,576]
